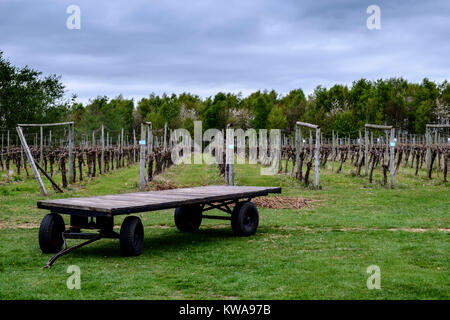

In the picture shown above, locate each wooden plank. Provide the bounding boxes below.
[426,124,450,128]
[296,121,318,129]
[18,122,74,127]
[365,124,392,130]
[37,186,281,215]
[96,194,196,203]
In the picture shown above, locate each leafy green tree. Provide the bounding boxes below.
[279,89,307,134]
[267,107,287,130]
[245,91,274,129]
[349,79,373,127]
[333,110,358,136]
[415,100,432,134]
[200,92,235,129]
[74,96,135,139]
[0,51,69,129]
[109,95,134,133]
[137,93,162,120]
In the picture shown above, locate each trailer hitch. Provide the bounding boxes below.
[43,230,118,268]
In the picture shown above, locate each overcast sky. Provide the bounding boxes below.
[0,0,449,103]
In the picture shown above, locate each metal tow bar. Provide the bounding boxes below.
[43,233,102,269]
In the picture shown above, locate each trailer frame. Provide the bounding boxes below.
[37,185,281,268]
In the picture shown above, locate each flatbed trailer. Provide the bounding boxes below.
[37,185,281,267]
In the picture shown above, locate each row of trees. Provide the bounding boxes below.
[1,52,449,139]
[0,51,70,130]
[136,78,449,137]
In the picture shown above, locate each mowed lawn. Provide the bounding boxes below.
[0,160,448,299]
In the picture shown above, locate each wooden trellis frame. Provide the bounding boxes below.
[364,124,395,188]
[16,122,74,196]
[425,123,450,175]
[138,121,157,191]
[295,121,320,189]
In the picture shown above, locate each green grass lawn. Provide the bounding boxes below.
[0,160,448,299]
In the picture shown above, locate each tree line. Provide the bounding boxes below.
[1,51,449,139]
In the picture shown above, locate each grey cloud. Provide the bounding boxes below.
[0,0,449,103]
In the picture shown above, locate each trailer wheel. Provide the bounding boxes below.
[120,216,144,256]
[231,201,259,236]
[39,213,65,253]
[174,205,202,232]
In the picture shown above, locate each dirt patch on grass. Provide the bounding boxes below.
[0,222,40,230]
[1,220,448,234]
[148,180,182,190]
[389,227,450,233]
[252,196,313,209]
[273,226,450,233]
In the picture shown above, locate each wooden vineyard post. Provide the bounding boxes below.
[147,122,153,155]
[6,131,10,181]
[385,131,389,163]
[296,121,320,189]
[390,128,395,188]
[425,123,450,178]
[121,128,124,167]
[226,124,234,186]
[358,130,362,161]
[295,124,301,174]
[331,130,335,172]
[16,126,48,196]
[139,123,147,191]
[426,126,431,174]
[68,122,74,183]
[20,143,24,170]
[364,124,395,186]
[133,129,136,163]
[6,131,10,182]
[315,128,320,189]
[364,127,369,175]
[101,124,105,173]
[309,130,312,155]
[40,126,43,166]
[163,122,167,149]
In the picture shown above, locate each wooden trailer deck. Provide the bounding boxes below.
[37,186,281,216]
[37,185,281,268]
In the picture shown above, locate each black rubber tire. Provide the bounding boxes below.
[174,205,202,232]
[39,213,65,253]
[120,216,144,256]
[231,201,259,236]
